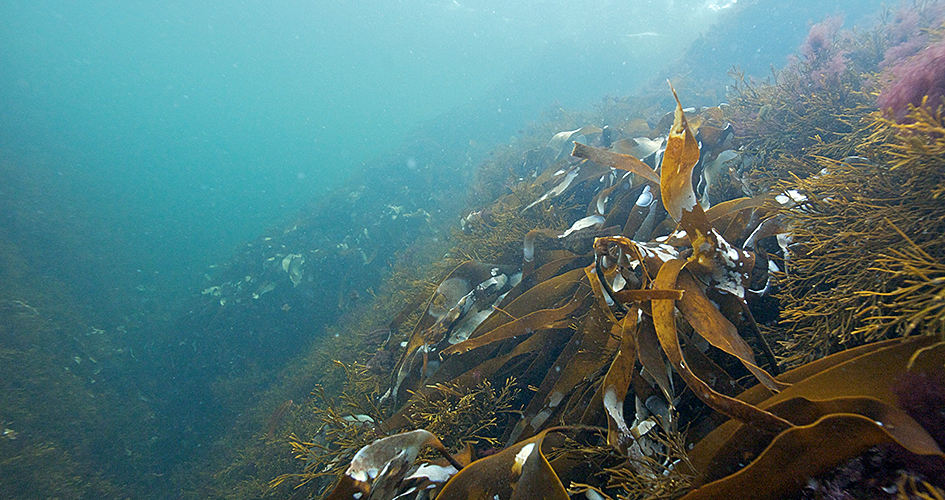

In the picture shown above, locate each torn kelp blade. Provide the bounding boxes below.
[437,429,569,500]
[660,84,701,223]
[680,413,945,500]
[659,85,757,297]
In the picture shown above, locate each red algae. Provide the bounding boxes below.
[878,39,945,120]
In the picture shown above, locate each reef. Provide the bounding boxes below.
[7,3,945,500]
[251,5,945,500]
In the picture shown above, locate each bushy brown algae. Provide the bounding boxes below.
[773,105,945,366]
[200,6,945,500]
[407,378,519,451]
[290,93,944,500]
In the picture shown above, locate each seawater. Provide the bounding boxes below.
[0,0,889,498]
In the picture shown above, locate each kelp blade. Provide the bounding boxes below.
[571,141,661,184]
[651,258,792,434]
[437,430,568,500]
[681,413,945,500]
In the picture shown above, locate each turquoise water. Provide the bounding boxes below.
[0,0,890,497]
[0,0,883,298]
[1,1,707,298]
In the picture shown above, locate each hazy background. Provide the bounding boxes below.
[0,0,741,308]
[0,0,894,496]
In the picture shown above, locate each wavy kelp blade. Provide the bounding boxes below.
[439,267,589,381]
[601,308,640,453]
[734,337,910,407]
[687,336,944,481]
[681,413,945,500]
[696,394,944,486]
[757,337,943,413]
[472,266,589,340]
[448,328,560,392]
[438,430,568,500]
[675,269,787,392]
[511,256,587,308]
[325,429,460,500]
[651,258,792,434]
[571,142,661,184]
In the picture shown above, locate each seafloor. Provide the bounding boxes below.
[2,2,945,500]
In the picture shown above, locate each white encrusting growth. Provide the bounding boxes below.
[711,229,748,298]
[775,189,808,206]
[405,463,458,483]
[513,443,536,473]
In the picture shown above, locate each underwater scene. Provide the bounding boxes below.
[2,0,945,499]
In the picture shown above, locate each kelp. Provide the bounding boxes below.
[571,142,661,184]
[437,429,569,500]
[314,336,944,499]
[281,74,945,499]
[683,335,945,500]
[299,87,789,497]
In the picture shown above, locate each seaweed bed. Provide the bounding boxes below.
[199,3,945,499]
[3,2,945,499]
